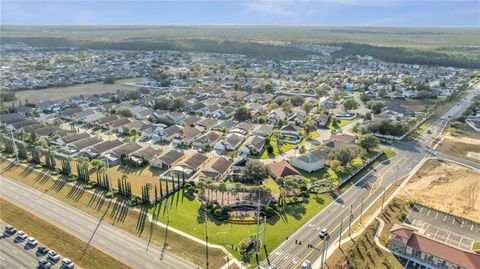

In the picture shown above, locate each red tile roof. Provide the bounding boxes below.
[268,160,301,179]
[391,225,480,269]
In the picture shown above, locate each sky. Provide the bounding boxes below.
[1,0,479,27]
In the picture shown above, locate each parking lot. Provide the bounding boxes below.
[0,222,69,269]
[404,204,480,250]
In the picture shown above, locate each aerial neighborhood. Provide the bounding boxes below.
[1,39,479,269]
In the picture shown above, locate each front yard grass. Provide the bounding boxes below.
[0,198,131,269]
[151,190,332,265]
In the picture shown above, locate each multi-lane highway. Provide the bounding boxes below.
[0,177,197,269]
[261,86,479,269]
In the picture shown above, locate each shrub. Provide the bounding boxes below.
[104,192,113,199]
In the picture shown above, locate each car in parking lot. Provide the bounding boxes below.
[300,260,312,269]
[61,258,75,268]
[27,237,38,246]
[38,258,52,269]
[47,250,60,262]
[16,231,28,241]
[37,245,49,255]
[5,225,17,235]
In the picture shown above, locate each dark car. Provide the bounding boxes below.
[4,225,17,235]
[37,245,49,255]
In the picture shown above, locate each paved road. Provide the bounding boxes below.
[260,86,479,269]
[0,177,197,269]
[0,222,61,269]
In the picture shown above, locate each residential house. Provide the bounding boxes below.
[56,137,103,158]
[51,132,91,146]
[150,150,184,169]
[287,110,306,126]
[194,156,233,181]
[192,131,222,151]
[131,146,160,166]
[158,125,183,142]
[279,124,302,144]
[214,133,244,153]
[172,126,202,146]
[269,108,287,125]
[313,114,329,128]
[82,139,123,159]
[289,149,328,172]
[196,118,218,132]
[162,153,209,180]
[230,158,248,181]
[324,134,356,148]
[268,160,302,180]
[252,124,274,137]
[319,96,334,108]
[239,135,265,156]
[101,142,142,165]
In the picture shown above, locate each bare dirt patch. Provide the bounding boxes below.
[436,133,480,162]
[397,159,480,223]
[6,79,141,105]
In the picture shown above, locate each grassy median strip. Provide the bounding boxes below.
[0,198,131,269]
[0,158,226,268]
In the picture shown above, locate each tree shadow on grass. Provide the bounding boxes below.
[110,198,129,223]
[87,188,105,208]
[65,182,85,202]
[50,179,67,192]
[136,205,148,235]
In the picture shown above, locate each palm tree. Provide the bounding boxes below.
[219,182,227,204]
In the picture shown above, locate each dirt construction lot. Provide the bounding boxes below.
[6,79,141,105]
[397,159,480,223]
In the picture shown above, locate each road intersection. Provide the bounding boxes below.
[260,87,479,269]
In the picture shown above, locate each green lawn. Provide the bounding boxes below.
[328,118,356,130]
[151,190,332,264]
[260,131,320,159]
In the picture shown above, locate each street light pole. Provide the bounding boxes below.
[339,216,343,249]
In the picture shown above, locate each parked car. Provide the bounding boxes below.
[27,237,38,246]
[61,258,75,268]
[268,266,277,269]
[47,250,60,261]
[38,258,52,269]
[37,245,49,254]
[0,231,4,239]
[16,231,28,241]
[5,225,17,235]
[300,260,312,269]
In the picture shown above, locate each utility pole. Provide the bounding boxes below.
[348,204,353,236]
[339,216,343,249]
[255,189,261,260]
[10,128,18,162]
[360,196,364,224]
[320,241,326,269]
[381,188,386,211]
[205,203,209,269]
[263,215,267,246]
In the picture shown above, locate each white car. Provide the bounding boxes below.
[27,237,38,246]
[319,228,329,240]
[16,231,28,241]
[268,266,277,269]
[61,258,75,268]
[47,250,60,261]
[0,231,4,238]
[301,260,312,269]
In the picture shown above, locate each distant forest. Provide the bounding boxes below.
[1,26,479,68]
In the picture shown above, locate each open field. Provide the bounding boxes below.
[5,79,141,106]
[0,157,227,268]
[436,121,480,162]
[0,198,131,269]
[397,159,480,223]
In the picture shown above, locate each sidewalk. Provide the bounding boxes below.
[147,215,243,269]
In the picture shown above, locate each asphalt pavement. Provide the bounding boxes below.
[0,177,197,269]
[260,87,480,269]
[0,222,61,269]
